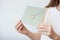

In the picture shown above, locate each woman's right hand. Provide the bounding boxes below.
[15,20,29,35]
[15,20,41,40]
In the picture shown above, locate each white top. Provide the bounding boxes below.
[41,7,60,40]
[44,7,60,36]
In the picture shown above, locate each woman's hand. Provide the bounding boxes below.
[37,22,60,40]
[49,26,60,40]
[15,20,29,35]
[37,23,51,35]
[15,20,41,40]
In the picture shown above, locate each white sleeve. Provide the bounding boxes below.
[41,35,53,40]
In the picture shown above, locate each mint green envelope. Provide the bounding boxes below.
[22,6,45,27]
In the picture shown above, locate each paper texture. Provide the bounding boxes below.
[22,6,45,27]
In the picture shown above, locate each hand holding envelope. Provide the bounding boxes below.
[16,6,59,40]
[21,6,51,35]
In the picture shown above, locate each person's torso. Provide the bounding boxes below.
[48,7,60,36]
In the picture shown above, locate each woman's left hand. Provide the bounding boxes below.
[37,23,51,35]
[37,22,59,40]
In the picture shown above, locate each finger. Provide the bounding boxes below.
[18,25,23,33]
[38,29,48,32]
[15,20,21,27]
[38,29,51,35]
[38,26,51,32]
[38,27,51,35]
[37,24,51,30]
[37,26,47,29]
[16,23,23,30]
[37,25,48,29]
[19,24,24,30]
[43,30,51,35]
[16,22,21,29]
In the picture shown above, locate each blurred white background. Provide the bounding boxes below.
[0,0,50,40]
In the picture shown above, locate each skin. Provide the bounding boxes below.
[49,3,60,40]
[15,3,60,40]
[15,20,40,40]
